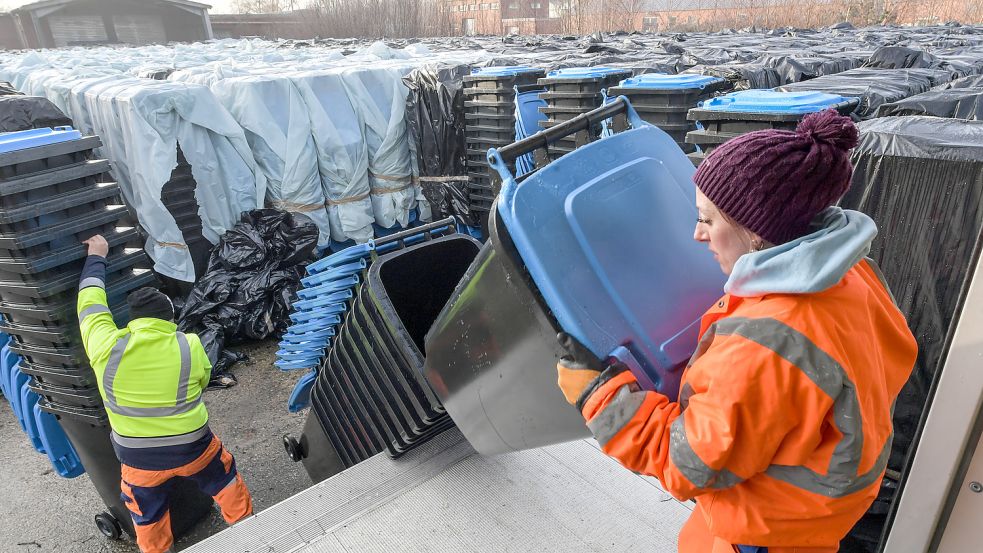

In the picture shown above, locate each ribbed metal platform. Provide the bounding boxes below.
[187,429,691,553]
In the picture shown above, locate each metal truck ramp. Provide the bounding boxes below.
[187,429,691,553]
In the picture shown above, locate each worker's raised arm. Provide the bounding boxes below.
[77,235,119,365]
[562,325,817,501]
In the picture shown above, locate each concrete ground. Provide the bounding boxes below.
[0,339,313,552]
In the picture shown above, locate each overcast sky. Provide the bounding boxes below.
[0,0,240,13]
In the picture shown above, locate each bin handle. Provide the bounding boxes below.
[608,344,659,392]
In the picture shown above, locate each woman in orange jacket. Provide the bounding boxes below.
[557,110,917,553]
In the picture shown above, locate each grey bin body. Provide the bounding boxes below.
[424,206,590,455]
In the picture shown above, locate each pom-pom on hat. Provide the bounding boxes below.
[693,109,859,245]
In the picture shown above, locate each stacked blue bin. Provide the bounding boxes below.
[536,67,633,163]
[0,332,84,477]
[685,89,860,166]
[605,73,728,153]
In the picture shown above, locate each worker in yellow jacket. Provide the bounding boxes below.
[558,111,916,552]
[78,235,253,553]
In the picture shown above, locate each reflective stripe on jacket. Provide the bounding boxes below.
[580,260,916,549]
[77,259,212,439]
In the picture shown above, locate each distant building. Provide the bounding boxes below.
[1,0,213,50]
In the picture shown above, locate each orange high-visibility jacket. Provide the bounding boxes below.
[580,259,917,549]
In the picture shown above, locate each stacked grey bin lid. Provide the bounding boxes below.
[685,90,859,166]
[0,127,213,542]
[463,66,545,230]
[536,67,632,164]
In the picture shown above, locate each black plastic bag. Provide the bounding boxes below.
[178,209,319,375]
[0,95,73,132]
[403,64,476,226]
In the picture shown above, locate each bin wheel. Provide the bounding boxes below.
[283,434,305,462]
[95,511,122,540]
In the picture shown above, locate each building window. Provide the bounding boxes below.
[531,2,541,8]
[470,4,478,10]
[491,2,499,8]
[480,3,488,9]
[508,2,518,8]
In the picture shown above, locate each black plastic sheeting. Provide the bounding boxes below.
[876,88,983,120]
[178,209,319,374]
[403,64,476,226]
[937,73,983,89]
[779,68,955,119]
[839,117,983,553]
[0,95,73,132]
[685,63,783,90]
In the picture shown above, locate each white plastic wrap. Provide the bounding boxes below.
[211,75,331,247]
[93,81,266,281]
[291,69,374,243]
[342,64,419,229]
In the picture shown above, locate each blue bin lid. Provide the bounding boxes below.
[617,73,725,90]
[492,112,726,398]
[515,90,547,138]
[471,66,541,77]
[699,90,852,114]
[546,67,631,79]
[20,384,46,454]
[33,403,85,478]
[0,126,82,155]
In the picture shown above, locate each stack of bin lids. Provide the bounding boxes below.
[616,74,726,90]
[542,67,634,80]
[0,127,83,154]
[693,89,857,115]
[492,118,726,399]
[468,66,543,78]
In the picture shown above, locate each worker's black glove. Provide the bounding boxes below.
[556,332,627,411]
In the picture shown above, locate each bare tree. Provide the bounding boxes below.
[610,0,646,31]
[232,0,300,14]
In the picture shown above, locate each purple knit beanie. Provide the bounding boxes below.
[693,109,859,245]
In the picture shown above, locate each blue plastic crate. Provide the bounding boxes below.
[698,89,854,114]
[489,100,726,398]
[0,127,83,155]
[296,275,360,300]
[19,382,45,454]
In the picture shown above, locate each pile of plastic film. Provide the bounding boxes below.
[402,64,475,227]
[177,209,319,384]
